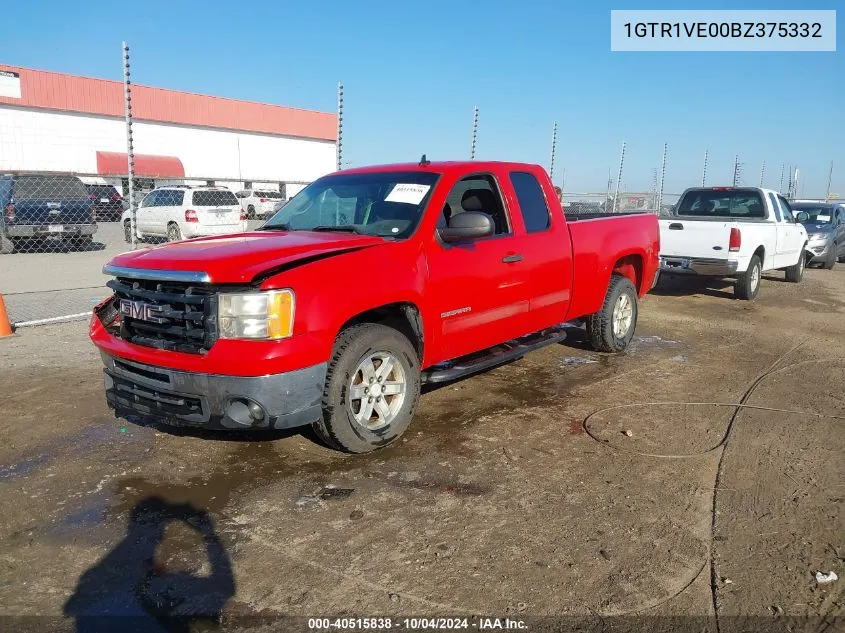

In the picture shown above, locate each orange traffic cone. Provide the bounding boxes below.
[0,295,13,337]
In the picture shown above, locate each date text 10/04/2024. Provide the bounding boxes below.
[307,618,528,630]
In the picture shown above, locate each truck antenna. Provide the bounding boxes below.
[419,154,430,166]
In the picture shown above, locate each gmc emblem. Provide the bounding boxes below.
[119,299,166,324]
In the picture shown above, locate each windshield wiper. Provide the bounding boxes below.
[310,225,362,234]
[256,223,290,231]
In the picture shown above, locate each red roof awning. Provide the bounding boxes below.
[96,151,185,178]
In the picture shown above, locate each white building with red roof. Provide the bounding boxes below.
[0,66,337,197]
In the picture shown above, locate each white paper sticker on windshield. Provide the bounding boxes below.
[816,215,831,222]
[385,183,430,205]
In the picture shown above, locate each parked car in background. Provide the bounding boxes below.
[658,186,808,300]
[92,159,659,453]
[791,202,845,269]
[122,186,247,243]
[1,174,96,254]
[85,183,124,222]
[235,189,286,219]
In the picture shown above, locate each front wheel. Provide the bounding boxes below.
[784,249,805,283]
[313,323,421,453]
[586,274,638,353]
[823,247,836,270]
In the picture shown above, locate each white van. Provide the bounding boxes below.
[123,186,247,243]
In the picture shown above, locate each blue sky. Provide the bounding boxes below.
[2,0,842,195]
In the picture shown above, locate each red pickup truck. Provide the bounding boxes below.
[91,160,659,452]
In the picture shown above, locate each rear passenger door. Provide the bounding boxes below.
[776,195,804,266]
[506,170,572,330]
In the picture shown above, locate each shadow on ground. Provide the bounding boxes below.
[63,496,235,633]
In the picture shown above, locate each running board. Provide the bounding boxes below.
[421,326,568,384]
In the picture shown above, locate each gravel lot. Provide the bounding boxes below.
[0,268,843,631]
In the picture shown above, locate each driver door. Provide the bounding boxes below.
[424,172,532,364]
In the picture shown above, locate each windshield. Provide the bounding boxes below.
[791,206,833,225]
[262,171,440,238]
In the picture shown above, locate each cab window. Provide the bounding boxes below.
[440,174,510,236]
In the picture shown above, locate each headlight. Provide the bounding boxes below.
[218,289,295,340]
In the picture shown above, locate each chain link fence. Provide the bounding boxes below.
[561,192,681,218]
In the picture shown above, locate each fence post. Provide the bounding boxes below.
[759,160,766,187]
[336,82,343,171]
[701,149,708,187]
[658,143,667,215]
[549,121,557,181]
[612,142,626,213]
[825,161,833,201]
[122,42,136,249]
[470,106,478,159]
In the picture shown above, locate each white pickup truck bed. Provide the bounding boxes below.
[659,187,808,299]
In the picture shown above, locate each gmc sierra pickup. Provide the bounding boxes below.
[90,160,660,453]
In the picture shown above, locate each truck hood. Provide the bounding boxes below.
[107,231,387,284]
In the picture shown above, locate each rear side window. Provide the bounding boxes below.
[13,176,88,201]
[767,193,782,221]
[164,190,184,206]
[192,190,238,206]
[676,189,766,219]
[256,191,283,199]
[509,171,551,233]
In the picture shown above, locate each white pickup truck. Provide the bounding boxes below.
[658,187,809,300]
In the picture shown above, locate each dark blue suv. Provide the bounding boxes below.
[1,174,97,254]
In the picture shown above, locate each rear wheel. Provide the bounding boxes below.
[784,249,805,283]
[167,223,182,242]
[586,274,638,353]
[123,220,133,243]
[735,254,763,299]
[313,323,421,453]
[247,205,256,220]
[69,235,93,251]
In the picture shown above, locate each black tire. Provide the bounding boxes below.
[247,205,256,220]
[586,274,638,353]
[123,220,133,243]
[823,246,836,270]
[312,323,421,454]
[838,254,845,264]
[70,235,93,251]
[167,223,182,242]
[784,249,805,283]
[0,234,14,255]
[735,254,763,299]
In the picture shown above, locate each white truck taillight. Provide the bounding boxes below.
[729,227,741,252]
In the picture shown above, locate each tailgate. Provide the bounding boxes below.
[198,206,240,225]
[658,218,732,259]
[11,200,93,225]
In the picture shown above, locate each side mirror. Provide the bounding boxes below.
[438,211,494,243]
[796,211,809,223]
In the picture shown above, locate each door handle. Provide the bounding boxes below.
[668,223,684,230]
[502,254,523,264]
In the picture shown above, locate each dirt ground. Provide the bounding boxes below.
[0,267,843,632]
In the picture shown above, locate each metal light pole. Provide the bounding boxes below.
[612,142,626,213]
[701,149,708,187]
[336,82,343,171]
[122,42,136,249]
[549,121,557,181]
[470,106,478,159]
